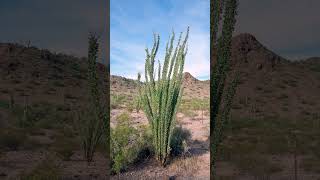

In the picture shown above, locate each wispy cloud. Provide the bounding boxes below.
[111,0,209,80]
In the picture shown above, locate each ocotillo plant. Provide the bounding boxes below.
[137,27,189,166]
[134,95,141,113]
[74,34,107,163]
[210,0,239,177]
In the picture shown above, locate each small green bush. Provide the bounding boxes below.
[111,113,152,174]
[53,81,64,87]
[300,157,320,173]
[111,94,126,109]
[182,109,198,118]
[170,126,191,156]
[0,129,27,151]
[51,136,75,161]
[126,103,134,113]
[20,159,61,180]
[115,112,130,124]
[11,103,66,129]
[234,154,282,175]
[0,100,9,109]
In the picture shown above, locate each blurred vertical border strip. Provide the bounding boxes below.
[106,0,111,179]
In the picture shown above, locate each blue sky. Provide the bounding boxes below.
[110,0,210,80]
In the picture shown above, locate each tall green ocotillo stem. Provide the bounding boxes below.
[137,28,189,166]
[210,0,238,178]
[74,33,107,164]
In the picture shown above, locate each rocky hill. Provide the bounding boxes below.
[0,33,319,121]
[111,72,209,100]
[230,33,320,120]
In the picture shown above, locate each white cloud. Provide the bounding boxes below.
[111,0,209,80]
[184,30,210,79]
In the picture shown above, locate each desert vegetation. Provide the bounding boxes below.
[210,0,239,177]
[73,34,108,163]
[137,28,189,166]
[110,28,211,179]
[0,34,109,179]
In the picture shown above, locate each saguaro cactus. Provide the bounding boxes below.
[210,0,239,177]
[137,28,189,166]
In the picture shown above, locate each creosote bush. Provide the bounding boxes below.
[137,27,189,166]
[111,112,152,174]
[111,94,126,109]
[170,126,191,156]
[20,157,61,180]
[0,128,27,151]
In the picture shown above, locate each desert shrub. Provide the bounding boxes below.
[0,128,27,151]
[50,134,76,161]
[111,113,152,174]
[115,112,130,123]
[52,81,64,87]
[170,126,191,156]
[64,93,77,100]
[180,98,209,112]
[11,102,66,129]
[300,157,320,173]
[60,125,75,138]
[74,106,106,163]
[277,93,289,100]
[111,94,126,109]
[179,98,209,118]
[22,138,45,151]
[183,109,198,118]
[310,63,320,72]
[54,144,74,161]
[133,95,141,113]
[20,158,61,180]
[70,62,81,74]
[126,103,134,113]
[0,99,9,109]
[111,113,136,173]
[234,154,282,175]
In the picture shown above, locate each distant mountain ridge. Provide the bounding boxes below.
[0,33,319,120]
[110,72,210,99]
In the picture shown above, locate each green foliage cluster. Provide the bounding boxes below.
[20,158,61,180]
[180,98,209,110]
[218,115,320,176]
[137,28,189,166]
[210,0,239,176]
[170,126,191,156]
[10,102,66,129]
[0,99,9,109]
[179,98,209,118]
[126,95,141,113]
[111,112,152,174]
[51,135,76,161]
[0,128,27,151]
[111,94,127,109]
